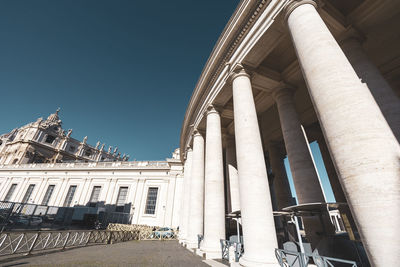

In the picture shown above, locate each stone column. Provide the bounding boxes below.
[231,65,278,266]
[315,133,346,203]
[179,148,193,243]
[272,86,325,204]
[272,86,334,247]
[225,136,240,213]
[286,2,400,266]
[186,130,205,249]
[341,36,400,142]
[201,106,226,258]
[267,142,293,210]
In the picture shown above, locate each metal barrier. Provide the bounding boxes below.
[220,239,243,262]
[0,201,133,232]
[0,230,139,257]
[275,249,358,267]
[197,234,203,249]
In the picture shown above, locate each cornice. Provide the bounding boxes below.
[180,0,272,160]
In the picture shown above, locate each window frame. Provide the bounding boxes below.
[4,183,18,202]
[63,185,77,207]
[41,185,55,205]
[143,186,160,216]
[88,186,102,207]
[21,184,36,203]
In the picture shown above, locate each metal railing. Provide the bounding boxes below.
[220,239,243,262]
[275,249,358,267]
[0,201,134,232]
[0,230,139,257]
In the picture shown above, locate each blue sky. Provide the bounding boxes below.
[0,1,335,202]
[0,0,239,160]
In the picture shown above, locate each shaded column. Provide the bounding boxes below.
[201,106,226,259]
[186,130,205,249]
[286,1,400,265]
[272,86,334,247]
[231,65,278,266]
[272,86,325,204]
[267,142,293,210]
[341,36,400,142]
[225,136,240,213]
[179,148,193,243]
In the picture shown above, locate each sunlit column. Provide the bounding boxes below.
[286,1,400,265]
[231,65,278,266]
[201,106,226,259]
[186,130,205,249]
[179,148,193,243]
[225,136,240,213]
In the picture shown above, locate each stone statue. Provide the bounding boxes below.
[113,147,118,154]
[108,146,112,153]
[95,141,100,149]
[66,129,72,138]
[83,136,87,144]
[100,143,105,151]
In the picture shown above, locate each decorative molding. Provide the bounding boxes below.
[283,0,318,23]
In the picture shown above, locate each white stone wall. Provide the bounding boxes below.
[0,160,183,228]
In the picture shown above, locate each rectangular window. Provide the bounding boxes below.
[4,184,17,202]
[144,187,158,215]
[21,184,35,203]
[44,135,56,144]
[115,187,128,212]
[88,186,101,207]
[41,185,55,205]
[63,185,77,207]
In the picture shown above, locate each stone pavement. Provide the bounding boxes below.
[0,240,211,267]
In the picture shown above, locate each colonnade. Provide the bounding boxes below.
[180,1,400,266]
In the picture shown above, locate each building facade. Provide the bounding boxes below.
[178,0,400,266]
[0,109,127,165]
[0,150,183,228]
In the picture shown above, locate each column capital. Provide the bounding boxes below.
[228,63,251,83]
[193,128,204,137]
[271,83,296,102]
[284,0,318,23]
[205,104,222,116]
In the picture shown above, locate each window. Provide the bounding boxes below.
[4,184,17,201]
[88,186,101,207]
[84,150,92,157]
[69,146,76,152]
[41,185,55,205]
[115,187,128,212]
[12,159,18,164]
[63,185,77,207]
[144,187,158,215]
[21,184,35,203]
[44,135,56,144]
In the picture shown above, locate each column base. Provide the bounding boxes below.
[239,255,280,267]
[185,239,198,249]
[200,246,222,259]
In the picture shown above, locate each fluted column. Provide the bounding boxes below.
[231,65,278,266]
[267,142,293,210]
[341,36,400,142]
[225,136,240,213]
[179,148,193,243]
[272,86,325,203]
[286,1,400,266]
[186,130,205,249]
[201,106,226,258]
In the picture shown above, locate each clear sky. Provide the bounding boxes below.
[0,1,335,202]
[0,0,240,160]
